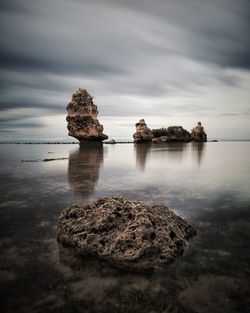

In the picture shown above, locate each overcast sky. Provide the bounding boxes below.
[0,0,249,140]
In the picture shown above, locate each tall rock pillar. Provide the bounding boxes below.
[133,119,153,143]
[66,88,108,142]
[191,122,207,142]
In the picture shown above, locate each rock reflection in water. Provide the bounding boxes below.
[151,143,188,163]
[134,143,152,170]
[58,244,186,313]
[191,142,206,166]
[68,143,104,197]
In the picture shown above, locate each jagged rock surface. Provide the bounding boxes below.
[57,196,196,272]
[133,119,153,143]
[191,122,207,142]
[66,88,108,142]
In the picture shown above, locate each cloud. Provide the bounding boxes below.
[0,0,249,140]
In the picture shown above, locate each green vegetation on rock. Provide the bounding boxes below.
[151,128,169,138]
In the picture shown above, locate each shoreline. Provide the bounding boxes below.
[1,140,250,144]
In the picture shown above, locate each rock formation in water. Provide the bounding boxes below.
[66,88,108,142]
[152,126,191,143]
[57,196,196,272]
[133,119,153,143]
[191,122,207,142]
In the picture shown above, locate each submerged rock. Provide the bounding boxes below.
[66,88,108,142]
[191,122,207,142]
[57,196,196,272]
[133,119,153,143]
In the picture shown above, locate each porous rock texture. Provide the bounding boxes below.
[191,122,207,142]
[66,88,108,142]
[57,196,196,271]
[133,119,153,143]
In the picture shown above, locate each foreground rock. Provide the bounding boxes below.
[57,196,196,271]
[66,88,108,142]
[133,119,153,143]
[191,122,207,142]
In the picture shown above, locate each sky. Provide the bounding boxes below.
[0,0,249,141]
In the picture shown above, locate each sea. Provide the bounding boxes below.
[0,141,250,313]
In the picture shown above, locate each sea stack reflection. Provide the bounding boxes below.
[68,144,104,197]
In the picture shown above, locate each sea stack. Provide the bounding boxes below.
[133,119,153,143]
[66,88,108,142]
[191,122,207,142]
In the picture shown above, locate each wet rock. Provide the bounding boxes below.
[57,196,196,272]
[133,119,153,143]
[191,122,207,142]
[66,88,108,142]
[43,158,68,162]
[104,139,116,144]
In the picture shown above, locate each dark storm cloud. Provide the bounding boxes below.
[0,115,44,129]
[0,100,63,112]
[94,0,250,69]
[0,0,249,138]
[1,0,249,76]
[0,52,127,77]
[0,120,43,129]
[0,0,29,14]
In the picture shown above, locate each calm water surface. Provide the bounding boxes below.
[0,142,250,313]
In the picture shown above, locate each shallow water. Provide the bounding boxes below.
[0,142,250,313]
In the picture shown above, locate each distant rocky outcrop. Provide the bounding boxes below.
[133,119,153,143]
[191,122,207,142]
[57,196,196,272]
[66,88,108,142]
[152,126,191,143]
[152,123,207,143]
